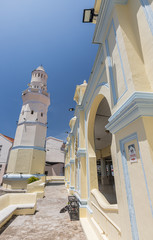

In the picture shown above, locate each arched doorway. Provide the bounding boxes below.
[88,94,117,204]
[94,97,116,204]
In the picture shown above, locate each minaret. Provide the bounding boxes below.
[3,66,50,189]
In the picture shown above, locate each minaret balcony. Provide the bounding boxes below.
[22,88,49,97]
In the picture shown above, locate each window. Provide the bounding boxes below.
[31,110,34,114]
[41,113,43,117]
[41,74,43,78]
[38,73,40,77]
[22,110,24,115]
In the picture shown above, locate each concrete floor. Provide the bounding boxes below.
[0,183,87,240]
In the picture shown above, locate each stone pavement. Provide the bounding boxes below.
[0,183,87,240]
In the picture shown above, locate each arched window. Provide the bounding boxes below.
[31,110,34,114]
[38,73,40,77]
[41,113,43,117]
[41,74,43,78]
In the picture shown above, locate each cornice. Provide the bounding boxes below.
[93,0,128,44]
[114,0,128,3]
[77,148,86,158]
[18,121,47,127]
[3,173,45,180]
[71,117,79,136]
[65,163,70,168]
[106,92,153,134]
[12,145,45,151]
[70,158,75,163]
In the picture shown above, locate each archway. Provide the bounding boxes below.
[88,94,117,204]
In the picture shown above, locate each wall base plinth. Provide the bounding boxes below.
[3,174,45,190]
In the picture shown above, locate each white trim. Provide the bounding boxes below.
[106,92,153,133]
[77,148,86,158]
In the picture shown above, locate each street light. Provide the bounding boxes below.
[82,8,98,23]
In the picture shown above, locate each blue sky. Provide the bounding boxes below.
[0,0,98,141]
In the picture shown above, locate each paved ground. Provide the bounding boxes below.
[0,183,87,240]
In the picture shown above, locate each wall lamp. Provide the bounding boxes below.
[69,108,75,112]
[82,8,98,23]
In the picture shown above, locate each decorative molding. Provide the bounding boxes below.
[74,192,93,213]
[82,46,105,111]
[93,0,128,44]
[77,148,86,158]
[74,192,88,205]
[105,19,127,105]
[12,146,45,151]
[106,92,153,133]
[139,0,153,36]
[70,158,75,163]
[65,163,70,168]
[18,121,47,127]
[85,68,109,115]
[120,133,140,239]
[114,0,128,3]
[93,0,114,44]
[79,204,93,214]
[3,173,45,181]
[71,117,79,136]
[22,100,47,107]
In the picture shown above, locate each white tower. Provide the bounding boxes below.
[3,66,50,189]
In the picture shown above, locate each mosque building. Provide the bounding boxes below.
[65,1,153,240]
[3,66,50,190]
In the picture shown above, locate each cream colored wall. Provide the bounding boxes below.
[115,3,153,92]
[79,111,86,148]
[3,180,28,190]
[0,193,37,228]
[30,149,45,174]
[7,149,45,174]
[128,0,153,89]
[115,117,153,240]
[13,125,46,148]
